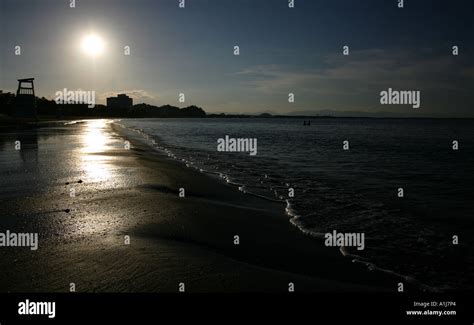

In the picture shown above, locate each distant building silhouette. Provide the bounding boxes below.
[106,94,133,109]
[14,78,37,119]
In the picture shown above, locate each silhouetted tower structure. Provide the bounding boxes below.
[14,78,37,118]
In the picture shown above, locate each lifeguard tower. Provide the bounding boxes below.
[14,78,37,119]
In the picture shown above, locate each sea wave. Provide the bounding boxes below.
[112,120,448,292]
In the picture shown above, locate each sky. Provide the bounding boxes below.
[1,0,473,116]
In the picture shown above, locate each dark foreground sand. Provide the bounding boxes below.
[0,119,404,292]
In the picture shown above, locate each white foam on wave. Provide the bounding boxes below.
[286,200,326,239]
[285,199,443,293]
[64,120,87,125]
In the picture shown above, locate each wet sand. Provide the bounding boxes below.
[0,119,403,292]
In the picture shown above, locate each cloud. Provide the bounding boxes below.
[236,48,474,96]
[234,48,474,115]
[235,64,325,94]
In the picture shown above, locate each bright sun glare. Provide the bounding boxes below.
[81,34,105,57]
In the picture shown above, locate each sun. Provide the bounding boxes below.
[81,34,105,57]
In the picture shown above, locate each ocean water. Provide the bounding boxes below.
[118,117,474,291]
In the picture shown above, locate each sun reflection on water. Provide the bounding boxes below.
[80,120,113,181]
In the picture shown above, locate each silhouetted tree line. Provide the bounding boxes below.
[0,94,206,118]
[0,92,15,115]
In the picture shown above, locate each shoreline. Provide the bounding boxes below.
[111,120,417,292]
[115,120,442,293]
[0,119,417,292]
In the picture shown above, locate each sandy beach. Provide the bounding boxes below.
[0,119,406,293]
